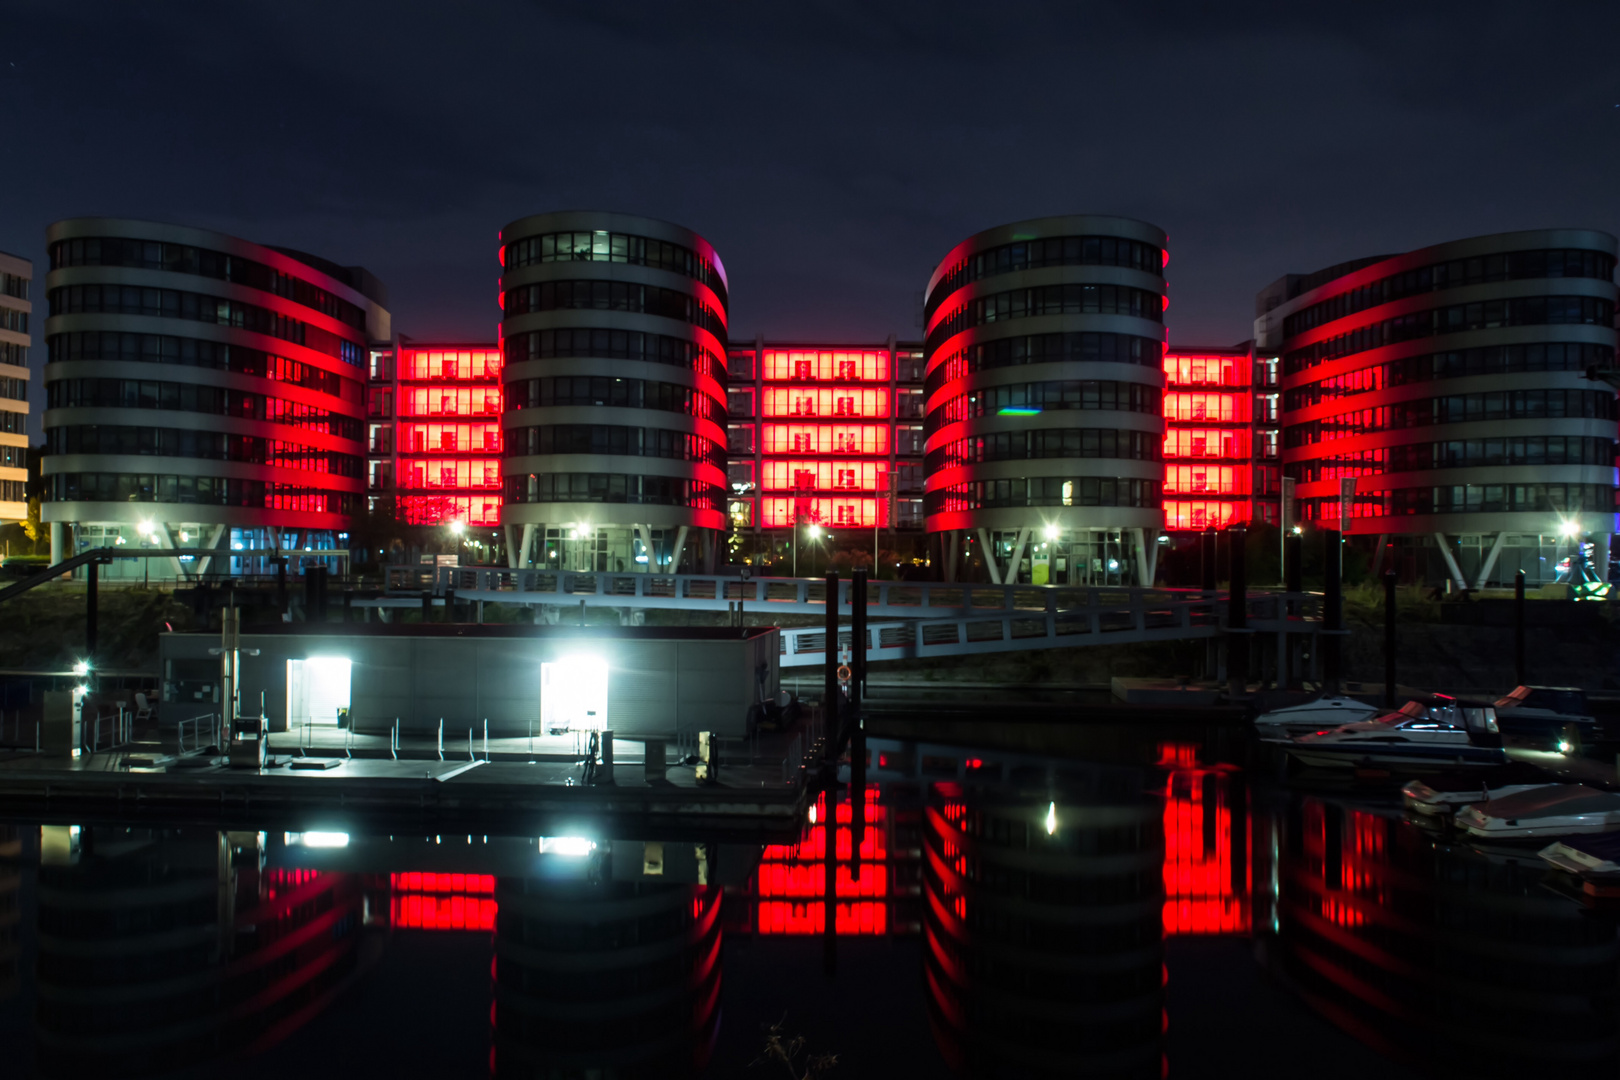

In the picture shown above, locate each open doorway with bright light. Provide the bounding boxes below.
[287,657,352,729]
[541,656,608,733]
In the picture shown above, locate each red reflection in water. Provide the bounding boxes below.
[751,788,893,935]
[386,871,498,930]
[1160,743,1250,935]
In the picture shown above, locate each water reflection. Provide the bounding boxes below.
[920,765,1165,1079]
[490,874,722,1078]
[33,826,363,1076]
[1,729,1617,1077]
[1255,791,1620,1074]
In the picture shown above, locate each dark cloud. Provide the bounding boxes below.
[3,0,1618,435]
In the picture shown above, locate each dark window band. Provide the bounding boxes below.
[1306,484,1618,520]
[1283,248,1617,338]
[1290,436,1615,483]
[0,308,25,334]
[50,472,358,512]
[504,281,725,339]
[928,284,1163,355]
[0,342,26,366]
[0,377,24,403]
[927,380,1161,436]
[505,327,722,382]
[47,424,362,476]
[509,376,724,425]
[0,412,24,435]
[49,331,361,402]
[925,476,1161,515]
[1283,341,1612,410]
[927,332,1160,397]
[516,424,722,468]
[925,428,1161,472]
[1285,389,1617,447]
[927,234,1164,317]
[46,377,363,440]
[50,236,367,329]
[48,284,364,365]
[504,472,722,512]
[1283,295,1615,374]
[503,230,726,308]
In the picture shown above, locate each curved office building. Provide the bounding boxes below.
[499,212,729,574]
[41,219,388,578]
[1259,230,1620,589]
[923,217,1168,585]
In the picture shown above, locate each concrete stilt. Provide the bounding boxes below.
[977,528,1001,585]
[1474,531,1509,590]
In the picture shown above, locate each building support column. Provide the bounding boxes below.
[701,528,717,574]
[1003,527,1030,586]
[632,524,653,571]
[1474,531,1509,590]
[1369,533,1389,579]
[1595,532,1613,586]
[50,521,64,569]
[945,532,960,583]
[976,528,1001,585]
[153,522,186,580]
[668,525,690,574]
[1131,527,1157,587]
[193,523,227,578]
[1433,532,1467,594]
[503,524,517,569]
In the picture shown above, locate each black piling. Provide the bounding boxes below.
[1514,570,1527,685]
[850,572,867,870]
[1383,570,1397,707]
[85,560,98,667]
[1323,529,1343,694]
[1200,528,1217,592]
[1226,526,1247,698]
[823,571,840,763]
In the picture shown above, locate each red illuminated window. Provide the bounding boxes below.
[1164,392,1247,423]
[761,460,889,493]
[761,496,884,528]
[762,424,888,456]
[1163,465,1248,496]
[399,494,502,526]
[764,349,889,383]
[400,348,502,381]
[400,386,503,417]
[1163,428,1249,459]
[763,387,890,419]
[398,422,503,454]
[1162,501,1245,531]
[1163,355,1250,388]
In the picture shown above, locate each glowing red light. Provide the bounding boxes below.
[395,346,504,526]
[1160,748,1250,936]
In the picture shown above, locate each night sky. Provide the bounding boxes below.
[5,1,1619,433]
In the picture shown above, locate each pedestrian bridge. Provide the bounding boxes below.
[371,566,1329,666]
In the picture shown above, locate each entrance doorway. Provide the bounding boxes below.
[541,656,609,733]
[287,657,352,728]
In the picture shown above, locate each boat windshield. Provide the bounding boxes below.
[1493,685,1531,710]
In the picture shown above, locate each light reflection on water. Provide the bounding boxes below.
[0,726,1616,1078]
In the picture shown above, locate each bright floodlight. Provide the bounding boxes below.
[1559,520,1580,539]
[450,520,466,536]
[72,660,89,676]
[807,525,822,539]
[539,837,596,856]
[1042,524,1061,541]
[285,831,350,847]
[1044,801,1057,835]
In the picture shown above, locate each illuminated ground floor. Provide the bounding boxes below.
[51,521,348,581]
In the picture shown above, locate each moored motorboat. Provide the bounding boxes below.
[1491,685,1601,748]
[1401,766,1556,816]
[1263,693,1503,767]
[1539,833,1620,898]
[1268,694,1505,770]
[1253,695,1381,737]
[1454,784,1620,840]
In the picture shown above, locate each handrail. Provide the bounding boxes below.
[0,549,113,605]
[177,712,218,755]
